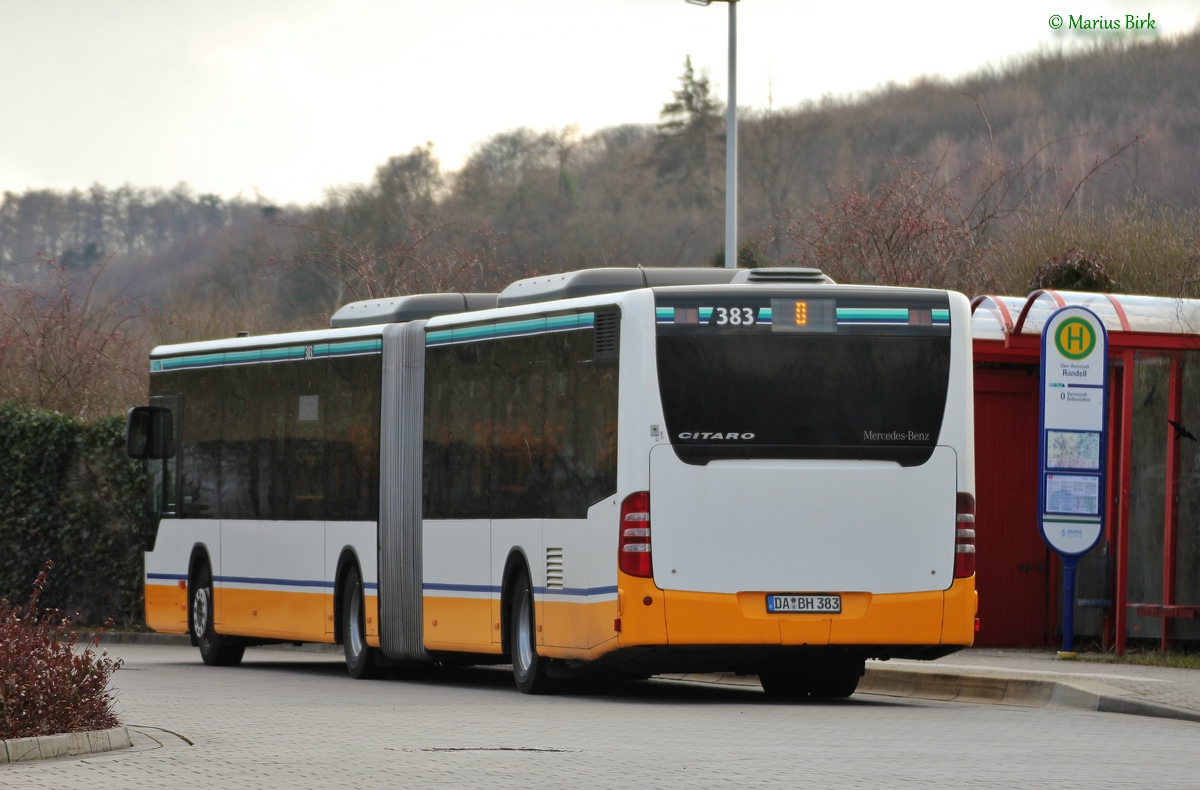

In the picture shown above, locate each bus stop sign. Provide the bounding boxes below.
[1038,305,1108,652]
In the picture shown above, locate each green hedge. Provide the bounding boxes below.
[0,403,145,626]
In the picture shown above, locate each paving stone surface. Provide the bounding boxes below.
[1,644,1196,789]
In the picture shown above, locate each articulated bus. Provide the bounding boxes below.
[126,267,976,697]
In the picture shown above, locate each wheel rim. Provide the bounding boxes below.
[347,582,364,660]
[193,585,211,645]
[515,587,533,674]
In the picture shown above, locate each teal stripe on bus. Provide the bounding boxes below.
[546,313,592,332]
[258,347,305,361]
[316,339,382,356]
[427,312,596,347]
[836,308,910,321]
[151,338,381,371]
[449,324,496,342]
[503,318,548,335]
[158,353,225,370]
[221,349,263,365]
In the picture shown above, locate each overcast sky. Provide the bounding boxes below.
[2,0,1197,206]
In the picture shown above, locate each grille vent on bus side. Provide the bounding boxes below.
[594,310,619,359]
[546,548,564,590]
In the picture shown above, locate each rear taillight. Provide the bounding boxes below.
[619,491,652,578]
[955,492,976,578]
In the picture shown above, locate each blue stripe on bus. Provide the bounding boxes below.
[151,572,609,598]
[421,582,617,597]
[422,582,502,593]
[214,575,336,590]
[535,585,619,597]
[150,572,375,591]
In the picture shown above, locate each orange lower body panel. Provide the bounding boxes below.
[617,574,977,652]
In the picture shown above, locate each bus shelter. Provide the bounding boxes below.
[971,290,1200,653]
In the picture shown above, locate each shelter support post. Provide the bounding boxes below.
[1162,356,1182,652]
[1115,349,1135,656]
[1102,359,1122,651]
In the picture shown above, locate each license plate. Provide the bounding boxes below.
[766,594,841,614]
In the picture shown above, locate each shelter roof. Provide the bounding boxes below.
[971,290,1200,341]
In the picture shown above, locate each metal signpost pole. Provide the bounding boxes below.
[1038,306,1109,658]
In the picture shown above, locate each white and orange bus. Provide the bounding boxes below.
[127,267,976,697]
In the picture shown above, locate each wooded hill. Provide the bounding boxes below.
[2,29,1199,417]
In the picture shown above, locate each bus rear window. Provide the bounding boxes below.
[654,290,951,466]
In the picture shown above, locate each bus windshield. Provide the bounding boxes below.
[654,289,952,466]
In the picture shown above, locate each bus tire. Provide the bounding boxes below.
[510,569,555,694]
[809,667,860,699]
[757,670,809,700]
[342,566,386,679]
[192,563,245,667]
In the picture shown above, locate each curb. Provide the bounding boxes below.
[859,667,1200,723]
[98,631,191,647]
[0,725,131,764]
[97,632,340,653]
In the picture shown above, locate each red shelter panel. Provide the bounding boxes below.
[973,367,1051,646]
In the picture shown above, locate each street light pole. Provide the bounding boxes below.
[725,0,737,269]
[686,0,738,269]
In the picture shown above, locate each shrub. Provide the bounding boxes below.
[1028,247,1117,292]
[0,404,145,626]
[0,561,123,740]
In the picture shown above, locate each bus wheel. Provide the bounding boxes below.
[192,564,244,667]
[809,666,861,699]
[757,670,809,700]
[510,570,555,694]
[342,566,385,679]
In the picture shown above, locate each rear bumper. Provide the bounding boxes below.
[590,643,962,677]
[608,574,976,673]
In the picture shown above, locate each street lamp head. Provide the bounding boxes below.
[685,0,713,6]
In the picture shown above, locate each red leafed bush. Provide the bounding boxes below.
[0,561,124,740]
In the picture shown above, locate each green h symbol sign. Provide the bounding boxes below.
[1055,317,1095,360]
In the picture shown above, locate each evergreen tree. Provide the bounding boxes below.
[655,56,724,209]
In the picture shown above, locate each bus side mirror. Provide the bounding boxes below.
[126,406,174,460]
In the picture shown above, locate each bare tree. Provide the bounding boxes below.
[282,204,517,314]
[0,257,148,418]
